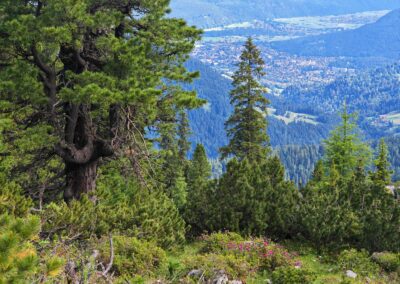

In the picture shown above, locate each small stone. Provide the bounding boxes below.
[228,281,242,284]
[266,279,272,284]
[211,270,229,284]
[188,269,203,278]
[346,270,357,279]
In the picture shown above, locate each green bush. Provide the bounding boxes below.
[0,182,33,217]
[184,234,300,282]
[41,195,110,240]
[183,253,252,280]
[96,235,167,278]
[0,214,64,283]
[0,214,40,282]
[220,238,295,271]
[200,232,243,253]
[372,252,400,273]
[271,266,316,284]
[42,170,186,249]
[251,241,295,271]
[337,249,380,276]
[98,163,186,248]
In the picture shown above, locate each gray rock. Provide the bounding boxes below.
[188,269,203,278]
[228,281,242,284]
[346,270,357,279]
[211,270,229,284]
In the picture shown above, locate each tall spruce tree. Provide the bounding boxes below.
[212,39,299,237]
[220,37,270,163]
[0,0,202,202]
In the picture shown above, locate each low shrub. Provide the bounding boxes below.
[183,253,253,280]
[96,235,167,278]
[337,249,380,277]
[372,252,400,273]
[41,195,110,240]
[200,232,243,253]
[183,233,303,283]
[271,266,316,284]
[225,239,296,270]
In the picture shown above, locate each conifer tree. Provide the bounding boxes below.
[213,158,269,235]
[300,108,370,248]
[371,139,393,186]
[0,0,202,201]
[185,144,212,235]
[213,39,300,237]
[220,37,270,163]
[324,106,371,180]
[262,157,299,237]
[361,139,400,251]
[311,160,325,183]
[187,144,211,186]
[158,121,188,211]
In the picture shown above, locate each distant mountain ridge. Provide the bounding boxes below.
[171,0,400,28]
[271,8,400,58]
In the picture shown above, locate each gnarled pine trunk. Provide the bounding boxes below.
[64,160,98,201]
[56,104,114,202]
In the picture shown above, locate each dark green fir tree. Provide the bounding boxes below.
[220,37,270,163]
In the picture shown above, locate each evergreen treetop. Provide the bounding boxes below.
[220,37,270,163]
[371,139,393,186]
[324,106,371,180]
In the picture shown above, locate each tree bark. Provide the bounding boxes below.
[56,105,114,202]
[64,160,98,201]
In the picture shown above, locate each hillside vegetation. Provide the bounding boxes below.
[0,1,399,283]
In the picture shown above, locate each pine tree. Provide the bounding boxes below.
[262,157,299,238]
[0,0,202,201]
[324,106,371,181]
[213,158,269,235]
[300,108,372,248]
[360,139,400,251]
[299,182,361,249]
[371,139,393,186]
[311,160,325,183]
[214,39,300,237]
[185,144,212,235]
[157,121,188,211]
[220,37,270,163]
[187,144,211,186]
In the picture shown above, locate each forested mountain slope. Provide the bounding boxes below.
[187,59,400,183]
[282,62,400,138]
[186,60,330,158]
